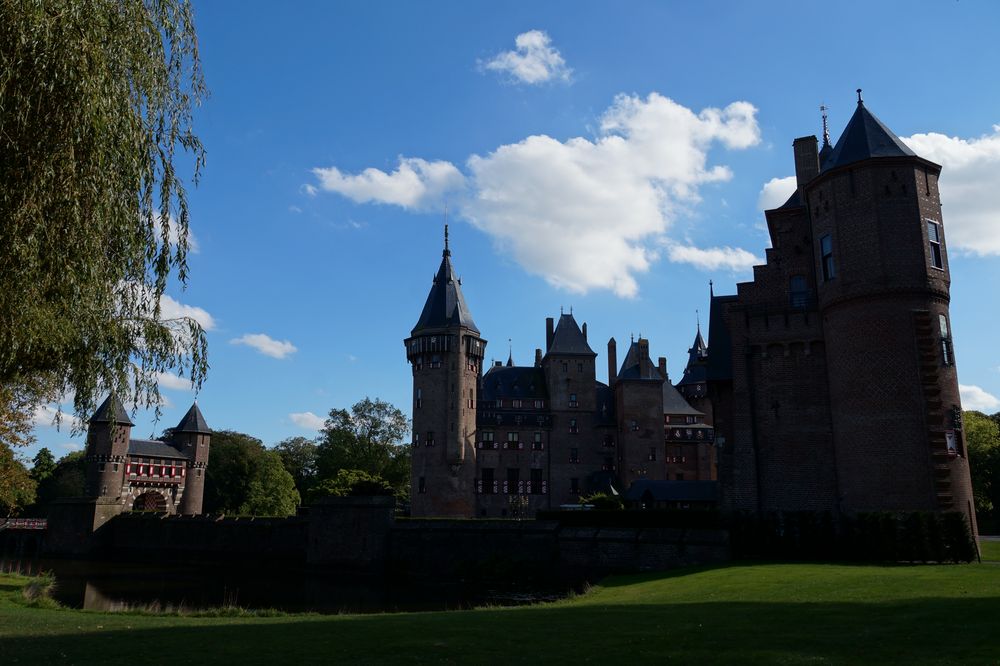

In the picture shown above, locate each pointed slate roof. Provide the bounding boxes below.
[677,328,709,387]
[663,381,703,416]
[547,313,595,356]
[411,234,479,336]
[821,97,916,172]
[176,402,211,434]
[617,341,663,381]
[90,395,133,426]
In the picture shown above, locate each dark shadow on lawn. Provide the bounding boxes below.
[5,597,1000,665]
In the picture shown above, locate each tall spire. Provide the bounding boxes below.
[821,91,916,172]
[412,230,479,335]
[820,103,831,148]
[443,222,450,257]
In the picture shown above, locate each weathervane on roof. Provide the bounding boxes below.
[856,88,864,105]
[443,217,450,257]
[696,309,701,334]
[820,103,831,148]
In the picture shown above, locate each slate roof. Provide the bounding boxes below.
[547,314,595,356]
[706,295,737,382]
[677,328,709,388]
[624,480,719,503]
[821,100,916,172]
[90,395,133,426]
[412,243,479,336]
[662,381,703,417]
[480,366,548,401]
[127,438,187,459]
[617,341,663,381]
[777,188,803,209]
[176,402,211,434]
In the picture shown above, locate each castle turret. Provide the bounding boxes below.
[807,92,975,530]
[175,402,212,515]
[405,227,486,517]
[84,395,132,499]
[614,337,666,488]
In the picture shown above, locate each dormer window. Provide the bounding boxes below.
[927,220,944,269]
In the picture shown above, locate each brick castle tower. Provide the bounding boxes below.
[84,395,132,499]
[405,227,486,517]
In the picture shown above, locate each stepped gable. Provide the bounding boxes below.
[821,94,916,172]
[411,227,479,335]
[547,313,595,355]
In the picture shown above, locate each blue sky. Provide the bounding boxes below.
[28,0,1000,459]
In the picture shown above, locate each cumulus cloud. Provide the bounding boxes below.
[289,411,325,431]
[32,405,84,430]
[312,93,761,297]
[230,333,298,359]
[159,294,216,331]
[960,384,1000,412]
[166,215,200,253]
[312,158,465,210]
[757,176,797,212]
[156,371,194,391]
[902,127,1000,256]
[664,243,760,272]
[480,30,571,85]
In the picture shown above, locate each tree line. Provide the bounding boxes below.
[1,397,410,518]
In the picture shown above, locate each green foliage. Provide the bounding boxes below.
[965,410,1000,518]
[315,398,410,498]
[33,450,86,510]
[273,436,318,498]
[0,443,36,516]
[238,451,300,517]
[580,492,623,510]
[203,431,299,517]
[310,469,393,501]
[30,448,56,482]
[0,0,208,423]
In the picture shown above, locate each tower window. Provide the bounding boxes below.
[561,362,568,372]
[789,275,810,308]
[418,477,426,494]
[426,431,435,447]
[577,362,584,373]
[415,388,422,409]
[533,432,543,450]
[512,399,522,408]
[569,393,578,408]
[630,419,639,432]
[939,314,954,366]
[480,431,495,449]
[648,447,657,462]
[506,432,521,450]
[468,389,474,409]
[927,220,944,269]
[413,432,420,447]
[820,235,836,281]
[430,354,442,369]
[570,448,579,463]
[569,418,578,434]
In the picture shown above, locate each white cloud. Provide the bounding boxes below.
[166,215,200,253]
[230,333,298,359]
[32,405,84,430]
[664,244,760,272]
[156,371,194,391]
[312,158,464,210]
[61,442,82,451]
[480,30,572,85]
[960,384,1000,412]
[311,93,760,298]
[159,294,216,331]
[289,205,303,214]
[901,127,1000,256]
[289,411,325,431]
[757,176,797,212]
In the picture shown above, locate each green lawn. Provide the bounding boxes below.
[2,560,999,665]
[979,539,1000,562]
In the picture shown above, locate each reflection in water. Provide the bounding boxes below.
[2,557,572,614]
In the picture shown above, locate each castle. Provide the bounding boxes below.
[405,92,978,533]
[83,395,212,514]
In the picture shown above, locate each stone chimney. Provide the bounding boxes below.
[638,338,651,378]
[534,348,542,367]
[607,338,617,386]
[658,356,668,381]
[793,135,819,191]
[546,317,554,351]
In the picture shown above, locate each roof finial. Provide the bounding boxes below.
[560,305,564,315]
[856,88,863,105]
[507,338,513,367]
[820,103,831,147]
[709,279,714,298]
[696,309,701,334]
[443,219,450,257]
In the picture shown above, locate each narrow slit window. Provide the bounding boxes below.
[820,235,836,281]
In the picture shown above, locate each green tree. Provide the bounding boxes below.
[315,398,410,496]
[274,436,319,497]
[0,444,36,516]
[1,0,208,426]
[310,469,394,501]
[581,492,624,511]
[965,410,1000,518]
[239,450,300,517]
[34,450,86,509]
[30,447,56,483]
[202,431,266,515]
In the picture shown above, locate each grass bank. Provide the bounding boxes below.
[2,558,999,665]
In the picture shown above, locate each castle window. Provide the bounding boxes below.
[468,389,475,409]
[530,468,543,495]
[927,220,944,269]
[506,432,521,450]
[534,400,544,409]
[506,468,519,494]
[480,431,495,449]
[112,463,119,472]
[789,275,810,308]
[426,431,435,447]
[577,362,583,373]
[415,388,422,409]
[570,448,579,463]
[413,432,420,447]
[561,362,568,372]
[569,418,578,434]
[481,468,496,494]
[603,435,615,448]
[196,469,201,477]
[570,478,580,494]
[648,447,657,462]
[495,399,503,409]
[533,432,543,450]
[630,420,639,432]
[418,477,426,494]
[686,416,696,424]
[98,462,106,472]
[569,393,578,408]
[430,354,442,369]
[939,314,954,366]
[820,235,836,281]
[512,399,522,409]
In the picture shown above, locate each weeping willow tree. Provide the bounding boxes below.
[0,0,208,426]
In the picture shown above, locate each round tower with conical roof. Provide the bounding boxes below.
[404,227,486,517]
[84,395,132,499]
[805,92,975,530]
[175,402,212,515]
